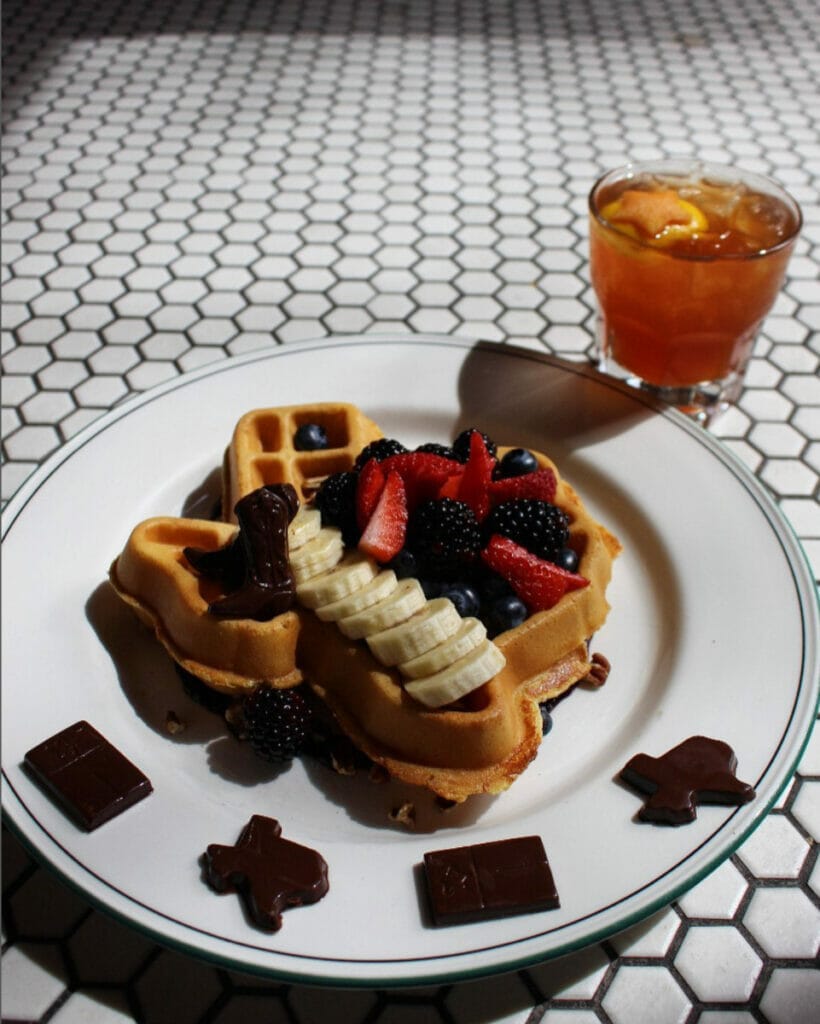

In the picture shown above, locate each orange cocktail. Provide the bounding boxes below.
[589,161,801,420]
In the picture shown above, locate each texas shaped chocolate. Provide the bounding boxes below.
[620,735,755,825]
[203,815,329,930]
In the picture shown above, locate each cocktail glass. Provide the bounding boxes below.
[588,160,801,424]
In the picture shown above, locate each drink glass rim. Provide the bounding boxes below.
[588,159,802,262]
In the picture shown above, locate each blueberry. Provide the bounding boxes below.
[387,549,418,579]
[554,546,579,572]
[539,704,553,735]
[478,572,514,603]
[421,578,443,600]
[441,582,481,618]
[485,593,528,637]
[497,447,538,478]
[294,423,328,451]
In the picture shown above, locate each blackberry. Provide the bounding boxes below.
[242,685,312,763]
[452,427,497,462]
[314,471,359,545]
[353,437,407,469]
[483,499,570,562]
[415,442,457,459]
[406,499,482,578]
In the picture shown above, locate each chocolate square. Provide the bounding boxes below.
[423,835,559,925]
[24,720,152,830]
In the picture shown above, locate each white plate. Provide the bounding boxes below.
[3,335,818,987]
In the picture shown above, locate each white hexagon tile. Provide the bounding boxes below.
[2,0,819,1022]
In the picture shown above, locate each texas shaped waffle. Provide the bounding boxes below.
[110,402,620,803]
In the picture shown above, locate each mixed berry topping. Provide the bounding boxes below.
[313,425,589,637]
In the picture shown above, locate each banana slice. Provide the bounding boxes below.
[403,640,506,708]
[289,527,344,584]
[288,507,322,550]
[367,597,462,666]
[338,577,426,640]
[316,570,398,622]
[399,616,487,680]
[296,551,376,608]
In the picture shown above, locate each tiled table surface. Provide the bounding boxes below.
[2,0,819,1021]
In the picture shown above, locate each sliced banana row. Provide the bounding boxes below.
[367,597,462,666]
[288,507,322,549]
[403,641,506,708]
[398,616,487,679]
[289,526,345,584]
[287,505,505,709]
[317,570,399,624]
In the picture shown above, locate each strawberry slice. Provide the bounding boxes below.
[356,458,386,531]
[436,468,464,500]
[379,451,461,510]
[358,470,408,562]
[456,429,496,521]
[481,534,588,611]
[489,467,557,506]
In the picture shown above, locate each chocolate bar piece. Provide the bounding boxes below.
[423,835,559,926]
[24,720,153,830]
[203,815,329,931]
[620,734,756,825]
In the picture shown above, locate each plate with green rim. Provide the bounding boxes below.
[3,335,818,986]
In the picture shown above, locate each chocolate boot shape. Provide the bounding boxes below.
[208,484,299,621]
[183,534,245,590]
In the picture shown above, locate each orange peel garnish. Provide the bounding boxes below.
[600,188,708,246]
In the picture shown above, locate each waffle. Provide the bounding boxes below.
[109,404,620,803]
[109,517,304,693]
[222,402,383,518]
[110,402,382,693]
[295,446,620,803]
